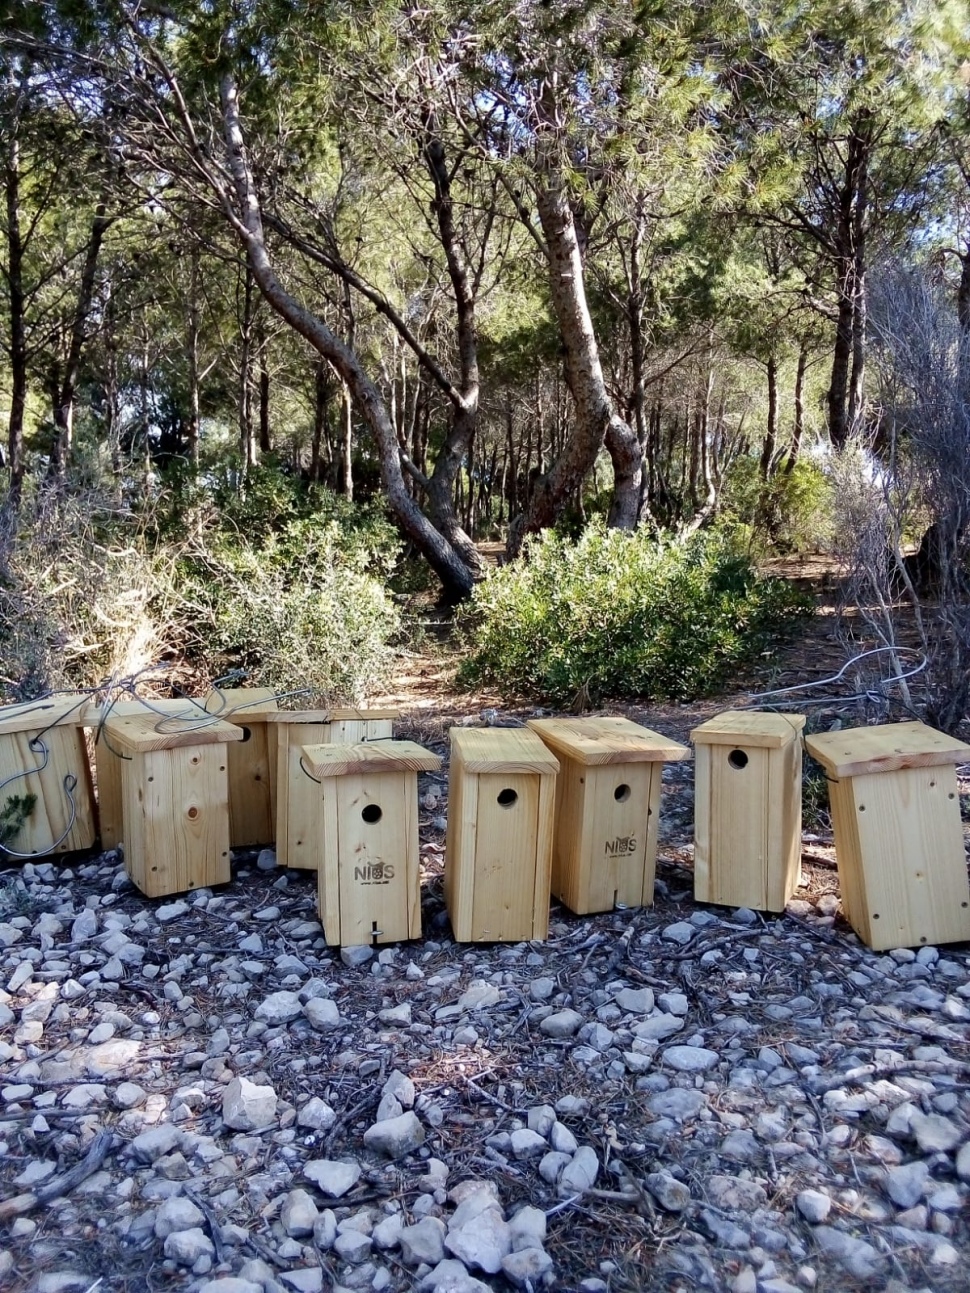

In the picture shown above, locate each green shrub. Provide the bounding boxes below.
[0,477,402,705]
[176,510,401,703]
[720,456,834,554]
[0,489,187,697]
[457,523,809,704]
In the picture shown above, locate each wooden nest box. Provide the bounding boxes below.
[267,707,399,870]
[84,697,204,850]
[691,710,805,912]
[0,696,96,859]
[103,711,242,897]
[300,738,441,947]
[805,721,970,951]
[528,716,690,915]
[444,727,559,942]
[204,687,279,848]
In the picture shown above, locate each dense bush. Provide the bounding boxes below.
[458,523,809,704]
[719,456,834,554]
[177,510,401,703]
[0,473,402,703]
[0,490,184,698]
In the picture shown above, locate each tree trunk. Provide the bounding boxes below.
[760,355,778,479]
[309,360,329,484]
[827,268,854,450]
[186,240,201,468]
[220,77,474,600]
[786,343,809,472]
[958,246,970,333]
[510,141,640,553]
[826,115,870,450]
[4,110,27,513]
[420,128,482,573]
[341,382,354,500]
[257,324,271,453]
[238,263,255,472]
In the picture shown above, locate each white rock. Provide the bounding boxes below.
[662,1045,719,1073]
[631,1013,684,1041]
[549,1121,578,1155]
[341,945,373,968]
[303,1159,361,1197]
[281,1188,319,1237]
[509,1205,546,1252]
[297,1097,336,1131]
[379,1003,411,1026]
[197,1282,263,1293]
[372,1212,405,1250]
[70,910,98,941]
[222,1076,277,1131]
[163,1227,213,1264]
[417,1259,492,1293]
[510,1128,547,1160]
[156,901,189,923]
[811,1226,881,1279]
[254,991,302,1025]
[131,1124,181,1163]
[502,1247,554,1288]
[302,997,340,1031]
[645,1171,691,1212]
[885,1161,929,1208]
[279,1271,323,1293]
[313,1210,337,1250]
[646,1089,706,1121]
[955,1141,970,1181]
[527,1104,555,1137]
[445,1206,511,1274]
[559,1146,599,1196]
[112,1082,146,1110]
[375,1093,403,1122]
[457,980,501,1011]
[795,1189,831,1224]
[613,987,654,1015]
[62,1083,107,1109]
[911,1112,962,1154]
[539,1009,584,1038]
[154,1197,204,1238]
[661,921,694,944]
[383,1069,416,1108]
[657,992,689,1016]
[539,1151,571,1184]
[363,1110,425,1159]
[333,1230,371,1263]
[400,1217,447,1266]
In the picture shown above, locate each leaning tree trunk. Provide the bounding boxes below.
[509,141,641,554]
[220,77,474,601]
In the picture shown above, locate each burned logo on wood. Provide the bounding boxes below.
[604,835,637,857]
[354,861,394,885]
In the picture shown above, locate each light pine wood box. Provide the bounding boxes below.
[805,721,970,950]
[84,697,207,850]
[445,727,559,942]
[301,739,441,946]
[268,708,399,869]
[692,710,805,913]
[528,716,690,915]
[0,695,96,858]
[104,712,241,897]
[204,687,278,848]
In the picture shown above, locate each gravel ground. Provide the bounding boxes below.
[1,715,969,1293]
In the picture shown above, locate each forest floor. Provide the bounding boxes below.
[1,562,969,1293]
